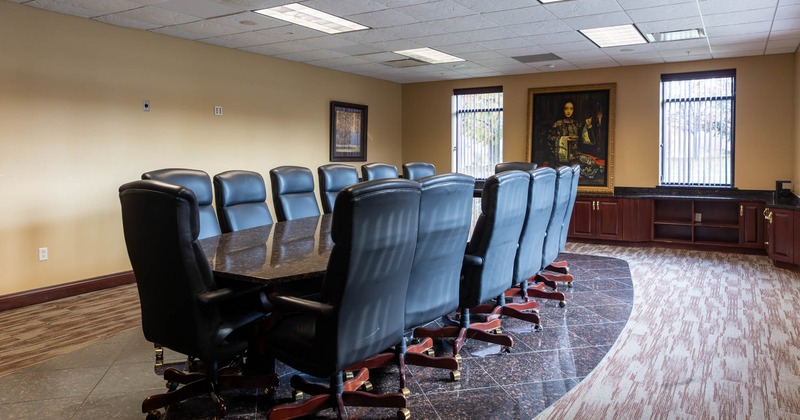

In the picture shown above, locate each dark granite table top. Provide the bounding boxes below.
[601,187,800,210]
[199,214,333,285]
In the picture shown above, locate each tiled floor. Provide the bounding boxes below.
[0,253,633,419]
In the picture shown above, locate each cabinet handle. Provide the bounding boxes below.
[763,208,773,224]
[739,205,743,217]
[593,200,597,211]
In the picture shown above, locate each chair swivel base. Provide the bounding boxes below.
[414,311,514,356]
[142,366,279,418]
[267,368,409,420]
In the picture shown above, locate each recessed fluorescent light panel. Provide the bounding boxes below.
[393,48,464,64]
[254,3,369,34]
[580,24,648,48]
[646,28,705,43]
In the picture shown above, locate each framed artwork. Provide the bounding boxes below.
[330,101,368,162]
[527,83,616,195]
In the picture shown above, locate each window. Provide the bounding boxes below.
[452,86,503,179]
[660,70,735,187]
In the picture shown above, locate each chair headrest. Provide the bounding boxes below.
[214,170,267,207]
[141,168,214,206]
[271,166,315,195]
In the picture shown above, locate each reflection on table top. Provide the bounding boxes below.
[199,214,333,285]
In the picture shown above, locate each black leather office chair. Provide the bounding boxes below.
[502,167,565,319]
[213,170,274,233]
[269,166,321,222]
[361,162,398,181]
[348,173,474,384]
[416,171,529,356]
[543,164,581,286]
[402,162,436,180]
[531,166,574,305]
[494,162,537,173]
[119,180,277,419]
[141,168,221,239]
[317,164,360,214]
[260,179,420,420]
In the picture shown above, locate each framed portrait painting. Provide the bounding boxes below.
[527,83,616,195]
[330,101,368,162]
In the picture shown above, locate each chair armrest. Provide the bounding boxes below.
[267,292,334,317]
[198,284,266,305]
[463,254,483,266]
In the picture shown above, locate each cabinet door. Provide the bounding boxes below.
[596,198,623,240]
[739,201,764,248]
[569,198,595,238]
[767,208,793,263]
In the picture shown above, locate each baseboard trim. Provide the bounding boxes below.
[0,271,135,312]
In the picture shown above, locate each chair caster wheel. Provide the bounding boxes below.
[362,381,373,392]
[293,390,304,401]
[558,301,566,308]
[398,408,411,420]
[567,282,573,288]
[425,348,435,356]
[145,410,162,420]
[494,328,503,334]
[166,381,178,391]
[501,346,511,353]
[454,354,462,364]
[345,371,354,380]
[449,370,461,381]
[401,387,411,397]
[534,323,542,331]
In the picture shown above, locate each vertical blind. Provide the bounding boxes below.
[660,70,735,187]
[453,86,503,180]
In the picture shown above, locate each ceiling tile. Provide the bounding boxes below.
[112,5,200,26]
[202,30,283,48]
[704,21,774,37]
[207,12,289,31]
[455,0,539,13]
[543,39,598,53]
[772,17,800,31]
[703,8,776,27]
[507,19,574,37]
[395,0,475,21]
[295,36,359,50]
[662,53,713,62]
[427,14,501,33]
[542,0,623,19]
[699,0,778,14]
[25,0,143,18]
[483,6,556,26]
[713,41,767,53]
[348,8,418,29]
[766,38,800,49]
[240,40,318,55]
[154,0,243,18]
[626,3,699,23]
[562,11,632,30]
[408,33,470,47]
[302,0,388,17]
[452,27,518,43]
[151,18,244,40]
[274,49,349,62]
[478,37,535,51]
[93,14,162,30]
[617,0,694,10]
[389,22,448,38]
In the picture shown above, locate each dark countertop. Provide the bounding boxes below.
[473,179,800,210]
[598,187,800,210]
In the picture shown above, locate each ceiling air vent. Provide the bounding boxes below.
[512,53,562,63]
[383,58,429,68]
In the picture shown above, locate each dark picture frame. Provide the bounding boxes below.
[527,83,616,195]
[330,101,368,162]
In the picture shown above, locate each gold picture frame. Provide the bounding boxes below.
[527,83,616,195]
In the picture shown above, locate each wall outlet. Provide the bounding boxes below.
[38,247,48,261]
[694,213,702,223]
[143,100,150,112]
[214,105,222,116]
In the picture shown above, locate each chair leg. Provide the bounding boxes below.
[544,260,574,287]
[268,368,408,420]
[528,277,567,308]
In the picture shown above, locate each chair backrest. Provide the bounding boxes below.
[402,162,436,180]
[361,162,398,181]
[269,166,321,222]
[317,164,360,214]
[558,164,581,251]
[495,162,537,173]
[461,171,530,308]
[542,166,574,266]
[404,173,474,330]
[119,180,244,361]
[512,167,557,284]
[213,170,274,233]
[141,168,221,239]
[320,179,421,372]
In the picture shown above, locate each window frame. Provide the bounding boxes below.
[659,69,736,188]
[451,86,504,179]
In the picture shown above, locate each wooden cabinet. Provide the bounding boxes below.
[739,201,764,248]
[651,199,764,248]
[569,197,623,240]
[765,207,794,263]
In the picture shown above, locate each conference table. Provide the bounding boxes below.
[199,214,334,286]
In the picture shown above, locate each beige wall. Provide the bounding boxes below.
[403,54,795,191]
[0,2,402,295]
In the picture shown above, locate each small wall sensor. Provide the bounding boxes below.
[143,100,150,112]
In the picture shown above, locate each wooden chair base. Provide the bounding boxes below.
[414,308,514,357]
[267,368,408,420]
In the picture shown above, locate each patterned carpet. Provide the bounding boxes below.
[538,244,800,419]
[1,244,798,419]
